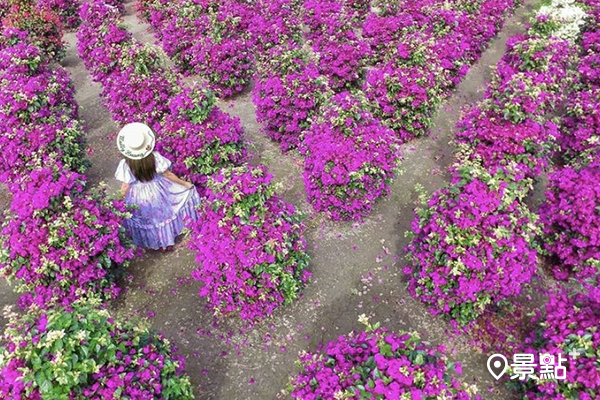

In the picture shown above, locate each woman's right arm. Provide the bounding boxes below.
[162,171,193,188]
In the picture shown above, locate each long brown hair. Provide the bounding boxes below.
[126,152,156,182]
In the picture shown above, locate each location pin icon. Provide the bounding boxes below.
[487,354,508,380]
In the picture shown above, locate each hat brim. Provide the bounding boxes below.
[117,126,156,160]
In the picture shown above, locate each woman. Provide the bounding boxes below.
[115,122,201,251]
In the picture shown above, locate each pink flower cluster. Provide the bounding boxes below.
[405,1,586,325]
[0,42,88,185]
[559,10,600,162]
[156,84,248,191]
[539,2,600,282]
[77,1,179,133]
[404,163,540,325]
[515,289,600,400]
[302,91,401,221]
[253,45,328,151]
[246,0,303,57]
[36,0,82,30]
[188,165,310,322]
[0,301,194,399]
[539,162,600,280]
[140,0,254,97]
[303,0,372,90]
[0,166,137,309]
[486,35,574,123]
[290,324,478,399]
[363,0,519,142]
[363,0,517,141]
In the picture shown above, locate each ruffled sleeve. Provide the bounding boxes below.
[115,159,136,184]
[154,151,172,174]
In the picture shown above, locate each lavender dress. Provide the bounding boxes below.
[115,152,201,250]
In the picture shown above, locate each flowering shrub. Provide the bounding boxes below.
[289,318,478,399]
[36,0,81,30]
[513,289,600,399]
[0,165,137,309]
[404,161,540,325]
[78,1,180,133]
[0,298,194,399]
[486,35,574,123]
[362,0,518,140]
[247,0,303,59]
[141,0,254,97]
[0,0,64,60]
[455,105,558,182]
[0,43,88,186]
[559,87,600,161]
[303,91,401,221]
[312,30,371,91]
[156,84,247,189]
[253,46,329,151]
[539,162,600,280]
[188,165,310,322]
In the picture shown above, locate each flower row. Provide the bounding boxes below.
[405,0,586,325]
[138,0,254,97]
[0,7,195,399]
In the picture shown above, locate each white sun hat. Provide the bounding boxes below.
[117,122,156,160]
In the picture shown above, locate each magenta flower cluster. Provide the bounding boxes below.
[515,289,600,400]
[253,45,328,151]
[140,0,254,98]
[404,163,540,325]
[156,84,248,191]
[0,166,137,309]
[0,42,88,185]
[78,0,179,133]
[188,165,310,322]
[290,322,478,399]
[0,300,194,399]
[302,0,372,90]
[539,162,600,281]
[559,12,600,162]
[362,0,519,142]
[36,0,82,30]
[538,2,600,281]
[302,91,401,221]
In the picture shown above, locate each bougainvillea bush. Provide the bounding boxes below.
[0,0,64,60]
[78,1,180,133]
[141,0,254,97]
[36,0,81,30]
[303,91,401,221]
[289,318,479,399]
[0,43,88,186]
[0,298,194,399]
[485,35,574,123]
[247,0,303,56]
[253,45,329,151]
[539,162,600,280]
[404,161,540,325]
[362,0,518,141]
[156,84,247,189]
[455,105,559,183]
[0,166,136,309]
[512,289,600,399]
[188,165,310,322]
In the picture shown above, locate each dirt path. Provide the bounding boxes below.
[0,1,539,398]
